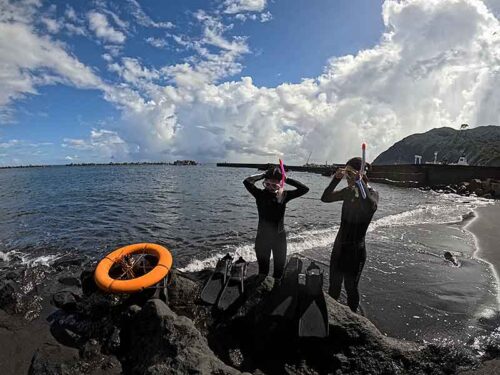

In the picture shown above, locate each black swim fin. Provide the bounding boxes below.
[200,254,233,304]
[298,262,329,338]
[264,256,302,320]
[217,257,247,311]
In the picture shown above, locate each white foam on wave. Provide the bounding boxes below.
[465,209,500,309]
[180,192,494,273]
[26,254,61,267]
[179,225,340,272]
[471,326,500,358]
[369,193,493,232]
[0,250,61,267]
[0,251,10,262]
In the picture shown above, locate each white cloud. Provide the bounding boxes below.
[0,16,106,121]
[2,0,500,165]
[127,0,174,29]
[104,0,500,164]
[102,53,113,62]
[87,11,126,44]
[0,138,55,165]
[65,6,77,21]
[0,0,42,24]
[260,11,272,23]
[223,0,267,14]
[108,57,160,86]
[61,5,87,36]
[63,129,130,159]
[102,9,128,30]
[195,11,249,54]
[146,36,167,48]
[41,16,60,33]
[0,139,20,148]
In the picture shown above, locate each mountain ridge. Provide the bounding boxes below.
[374,126,500,166]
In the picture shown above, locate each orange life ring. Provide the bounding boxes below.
[94,243,173,293]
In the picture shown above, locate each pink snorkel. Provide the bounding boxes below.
[277,159,286,202]
[355,143,367,199]
[279,159,286,188]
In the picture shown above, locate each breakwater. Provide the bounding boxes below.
[216,162,500,187]
[369,164,500,187]
[216,162,342,174]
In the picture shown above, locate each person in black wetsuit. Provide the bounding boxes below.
[244,167,309,279]
[321,157,379,312]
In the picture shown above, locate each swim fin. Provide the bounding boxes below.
[200,253,233,304]
[217,257,247,311]
[298,262,329,338]
[264,256,302,320]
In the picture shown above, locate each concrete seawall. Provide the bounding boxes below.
[217,162,500,187]
[369,164,500,187]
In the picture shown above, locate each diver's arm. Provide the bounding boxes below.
[284,178,309,201]
[243,173,266,197]
[321,177,346,202]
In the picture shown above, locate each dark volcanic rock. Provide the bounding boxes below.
[53,256,88,269]
[167,270,201,319]
[29,342,122,375]
[5,260,493,375]
[122,298,242,375]
[58,277,82,288]
[81,269,98,296]
[0,279,20,312]
[52,291,79,311]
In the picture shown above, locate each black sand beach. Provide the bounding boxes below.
[466,202,500,290]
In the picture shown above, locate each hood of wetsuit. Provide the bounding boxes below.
[265,166,283,181]
[345,157,371,173]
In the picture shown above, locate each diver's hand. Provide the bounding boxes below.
[334,168,345,179]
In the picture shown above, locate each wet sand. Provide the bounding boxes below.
[466,202,500,306]
[0,306,79,374]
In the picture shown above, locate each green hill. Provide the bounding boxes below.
[373,126,500,166]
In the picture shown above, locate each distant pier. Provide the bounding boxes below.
[216,162,342,174]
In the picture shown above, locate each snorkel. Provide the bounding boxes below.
[355,143,367,199]
[279,159,286,189]
[277,159,287,202]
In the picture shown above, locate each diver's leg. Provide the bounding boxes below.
[344,273,360,312]
[329,270,343,300]
[329,246,343,299]
[255,231,271,276]
[345,250,366,312]
[272,231,287,279]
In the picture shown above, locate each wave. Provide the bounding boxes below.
[179,225,340,272]
[0,250,61,267]
[181,194,493,273]
[369,194,493,232]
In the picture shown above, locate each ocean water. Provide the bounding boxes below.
[0,164,497,344]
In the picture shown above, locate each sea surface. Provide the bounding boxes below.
[0,164,498,348]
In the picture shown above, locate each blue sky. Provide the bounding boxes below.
[0,0,499,165]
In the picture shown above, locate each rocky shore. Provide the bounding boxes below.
[420,178,500,199]
[0,254,499,375]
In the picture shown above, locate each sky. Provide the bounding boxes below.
[0,0,499,166]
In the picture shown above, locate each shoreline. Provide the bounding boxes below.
[465,202,500,308]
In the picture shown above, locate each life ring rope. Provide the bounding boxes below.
[94,243,173,293]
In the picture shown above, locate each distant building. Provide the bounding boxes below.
[452,155,469,166]
[173,160,197,165]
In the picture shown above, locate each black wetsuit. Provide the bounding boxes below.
[321,177,379,312]
[244,175,309,278]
